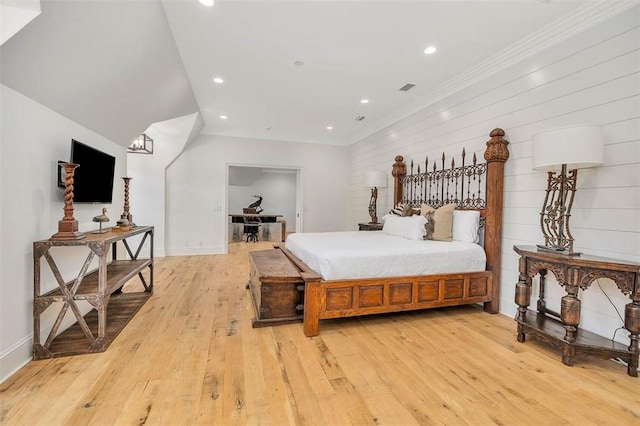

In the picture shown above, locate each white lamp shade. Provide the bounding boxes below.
[532,124,604,171]
[364,171,387,188]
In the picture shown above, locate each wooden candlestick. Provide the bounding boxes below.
[120,177,136,227]
[51,162,85,241]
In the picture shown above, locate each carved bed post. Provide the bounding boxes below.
[483,128,510,313]
[392,155,406,206]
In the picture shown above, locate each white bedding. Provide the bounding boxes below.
[285,231,486,280]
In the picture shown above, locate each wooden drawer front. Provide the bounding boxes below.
[469,277,488,297]
[417,280,439,302]
[359,285,384,308]
[326,288,353,311]
[444,279,464,299]
[389,283,412,305]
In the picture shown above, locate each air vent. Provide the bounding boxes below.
[355,116,366,121]
[399,83,416,92]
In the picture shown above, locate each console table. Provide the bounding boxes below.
[513,245,639,377]
[33,226,153,359]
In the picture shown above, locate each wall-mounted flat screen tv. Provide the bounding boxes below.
[66,139,116,203]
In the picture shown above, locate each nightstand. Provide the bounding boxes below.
[358,222,383,231]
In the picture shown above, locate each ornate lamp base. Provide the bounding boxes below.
[536,244,581,256]
[51,219,84,240]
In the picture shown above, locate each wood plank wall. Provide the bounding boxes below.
[347,7,640,346]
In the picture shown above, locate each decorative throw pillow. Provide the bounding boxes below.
[401,204,418,217]
[423,211,435,240]
[389,203,406,216]
[389,203,419,217]
[382,215,427,240]
[420,203,456,241]
[452,209,480,243]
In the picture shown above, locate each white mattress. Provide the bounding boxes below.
[285,231,486,280]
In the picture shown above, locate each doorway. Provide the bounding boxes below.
[226,164,302,250]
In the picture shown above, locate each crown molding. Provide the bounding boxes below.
[347,1,640,145]
[200,125,345,146]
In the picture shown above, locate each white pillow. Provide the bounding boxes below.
[452,210,480,243]
[380,213,394,224]
[382,215,427,240]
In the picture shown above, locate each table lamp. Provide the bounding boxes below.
[364,171,387,224]
[532,124,604,255]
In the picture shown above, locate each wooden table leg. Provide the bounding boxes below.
[515,256,531,343]
[625,300,640,377]
[561,289,581,345]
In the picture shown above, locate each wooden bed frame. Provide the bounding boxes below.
[255,128,509,336]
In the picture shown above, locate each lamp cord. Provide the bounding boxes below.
[595,278,625,341]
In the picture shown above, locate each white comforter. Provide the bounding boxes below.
[285,231,486,280]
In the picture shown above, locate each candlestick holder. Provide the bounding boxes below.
[120,177,136,227]
[51,162,85,241]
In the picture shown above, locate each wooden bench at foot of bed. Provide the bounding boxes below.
[273,246,493,337]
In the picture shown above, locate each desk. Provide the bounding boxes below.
[229,214,282,223]
[513,245,639,377]
[228,214,285,242]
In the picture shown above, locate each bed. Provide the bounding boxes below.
[251,128,509,336]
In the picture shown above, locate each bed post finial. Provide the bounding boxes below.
[483,127,509,314]
[484,128,510,163]
[392,155,406,206]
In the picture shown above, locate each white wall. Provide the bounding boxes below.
[166,134,349,255]
[228,170,297,231]
[348,7,640,346]
[0,84,127,381]
[127,113,200,257]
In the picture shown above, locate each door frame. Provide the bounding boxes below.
[224,163,303,252]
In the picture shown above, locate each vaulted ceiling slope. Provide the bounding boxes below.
[0,0,199,147]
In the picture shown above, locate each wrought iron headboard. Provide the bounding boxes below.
[396,149,487,211]
[390,128,509,314]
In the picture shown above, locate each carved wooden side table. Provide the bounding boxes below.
[513,245,639,377]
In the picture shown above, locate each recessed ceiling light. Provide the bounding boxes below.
[213,77,224,84]
[424,46,437,55]
[199,0,214,6]
[326,126,333,130]
[219,115,227,120]
[360,99,369,104]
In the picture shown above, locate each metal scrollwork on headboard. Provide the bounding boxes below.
[398,149,487,210]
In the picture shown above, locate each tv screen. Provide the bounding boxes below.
[68,140,116,203]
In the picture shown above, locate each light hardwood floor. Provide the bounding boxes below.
[2,242,638,425]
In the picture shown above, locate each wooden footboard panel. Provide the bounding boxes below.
[276,246,494,337]
[318,272,492,321]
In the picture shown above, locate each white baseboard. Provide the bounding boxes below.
[0,335,32,384]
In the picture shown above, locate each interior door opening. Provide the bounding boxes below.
[226,164,302,251]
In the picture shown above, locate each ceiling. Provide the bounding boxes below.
[5,0,626,149]
[161,0,589,146]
